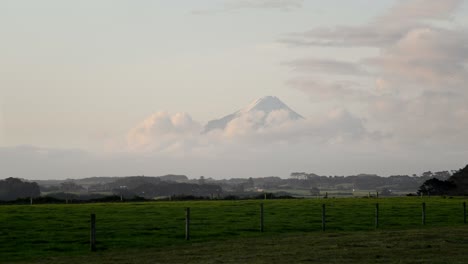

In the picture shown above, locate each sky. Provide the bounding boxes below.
[1,0,468,180]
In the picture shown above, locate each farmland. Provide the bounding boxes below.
[1,197,467,263]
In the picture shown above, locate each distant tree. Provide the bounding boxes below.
[434,171,451,180]
[0,178,40,201]
[379,188,393,196]
[309,187,320,196]
[247,177,254,188]
[59,181,85,192]
[421,171,434,178]
[234,184,245,193]
[198,176,206,185]
[417,178,456,196]
[290,172,306,180]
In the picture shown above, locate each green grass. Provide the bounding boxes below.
[1,197,467,263]
[18,227,468,264]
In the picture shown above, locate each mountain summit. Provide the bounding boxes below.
[203,96,303,133]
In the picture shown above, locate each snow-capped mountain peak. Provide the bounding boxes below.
[203,96,303,133]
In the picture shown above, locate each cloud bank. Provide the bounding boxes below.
[125,107,380,155]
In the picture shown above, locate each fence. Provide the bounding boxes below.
[85,200,467,251]
[1,198,467,258]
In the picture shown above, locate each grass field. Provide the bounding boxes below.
[1,197,467,263]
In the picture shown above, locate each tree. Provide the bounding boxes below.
[247,177,254,188]
[309,187,320,196]
[422,171,433,178]
[434,171,451,180]
[417,178,456,196]
[0,178,40,201]
[198,176,206,185]
[448,164,468,195]
[379,188,393,196]
[59,182,85,192]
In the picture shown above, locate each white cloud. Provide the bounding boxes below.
[127,112,201,153]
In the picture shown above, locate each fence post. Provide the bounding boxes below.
[322,204,326,231]
[185,208,190,240]
[30,197,33,205]
[422,202,426,225]
[464,202,466,224]
[90,214,96,251]
[260,203,264,232]
[375,203,379,229]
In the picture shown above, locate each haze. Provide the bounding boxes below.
[1,0,468,180]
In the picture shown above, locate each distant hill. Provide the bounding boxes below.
[35,174,189,188]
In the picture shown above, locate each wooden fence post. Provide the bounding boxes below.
[260,203,264,232]
[90,214,96,252]
[422,202,426,225]
[185,208,190,240]
[322,204,326,231]
[463,202,466,224]
[375,203,379,229]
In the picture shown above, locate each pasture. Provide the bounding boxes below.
[1,197,467,263]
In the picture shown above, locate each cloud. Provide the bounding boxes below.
[280,26,398,47]
[378,0,463,24]
[367,90,468,146]
[282,0,468,149]
[367,27,468,88]
[192,0,303,14]
[269,108,374,144]
[283,58,368,76]
[127,105,381,157]
[224,0,303,10]
[127,112,201,153]
[287,79,371,102]
[218,108,379,144]
[281,0,463,48]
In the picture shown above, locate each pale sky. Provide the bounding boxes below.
[1,0,468,179]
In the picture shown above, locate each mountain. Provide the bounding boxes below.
[203,96,303,133]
